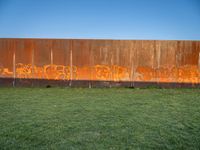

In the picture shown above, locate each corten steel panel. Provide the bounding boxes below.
[81,40,132,82]
[176,41,200,84]
[156,41,177,83]
[51,39,71,81]
[90,40,114,81]
[15,39,34,79]
[112,40,131,81]
[195,41,200,83]
[0,39,15,78]
[131,41,141,81]
[33,39,52,79]
[198,42,200,83]
[72,39,91,80]
[135,40,156,82]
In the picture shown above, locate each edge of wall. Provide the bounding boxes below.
[0,78,199,88]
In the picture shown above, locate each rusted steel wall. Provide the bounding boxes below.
[0,38,200,87]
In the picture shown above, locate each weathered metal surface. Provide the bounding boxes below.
[0,38,200,87]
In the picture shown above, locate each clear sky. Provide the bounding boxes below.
[0,0,200,40]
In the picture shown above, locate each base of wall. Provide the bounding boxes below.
[0,78,199,88]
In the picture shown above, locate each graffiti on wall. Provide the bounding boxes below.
[15,63,77,80]
[0,64,13,76]
[0,63,131,81]
[135,66,199,83]
[94,65,130,81]
[0,63,199,83]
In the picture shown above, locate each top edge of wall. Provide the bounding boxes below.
[0,37,200,42]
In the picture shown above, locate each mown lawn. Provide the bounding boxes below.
[0,87,200,149]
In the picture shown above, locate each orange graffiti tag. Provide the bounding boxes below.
[0,63,199,83]
[94,65,111,80]
[112,65,130,81]
[0,64,13,77]
[135,65,200,83]
[94,65,130,81]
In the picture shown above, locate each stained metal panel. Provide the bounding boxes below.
[0,38,199,87]
[51,39,71,80]
[0,39,14,78]
[15,39,33,79]
[33,39,52,79]
[72,39,91,80]
[90,40,113,81]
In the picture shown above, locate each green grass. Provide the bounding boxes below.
[0,87,200,150]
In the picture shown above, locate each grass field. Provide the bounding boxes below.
[0,87,200,149]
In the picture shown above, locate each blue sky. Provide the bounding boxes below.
[0,0,200,40]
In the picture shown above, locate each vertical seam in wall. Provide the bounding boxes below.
[131,42,134,86]
[157,41,161,84]
[32,48,34,76]
[13,50,16,87]
[51,48,53,65]
[70,40,73,86]
[89,41,92,88]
